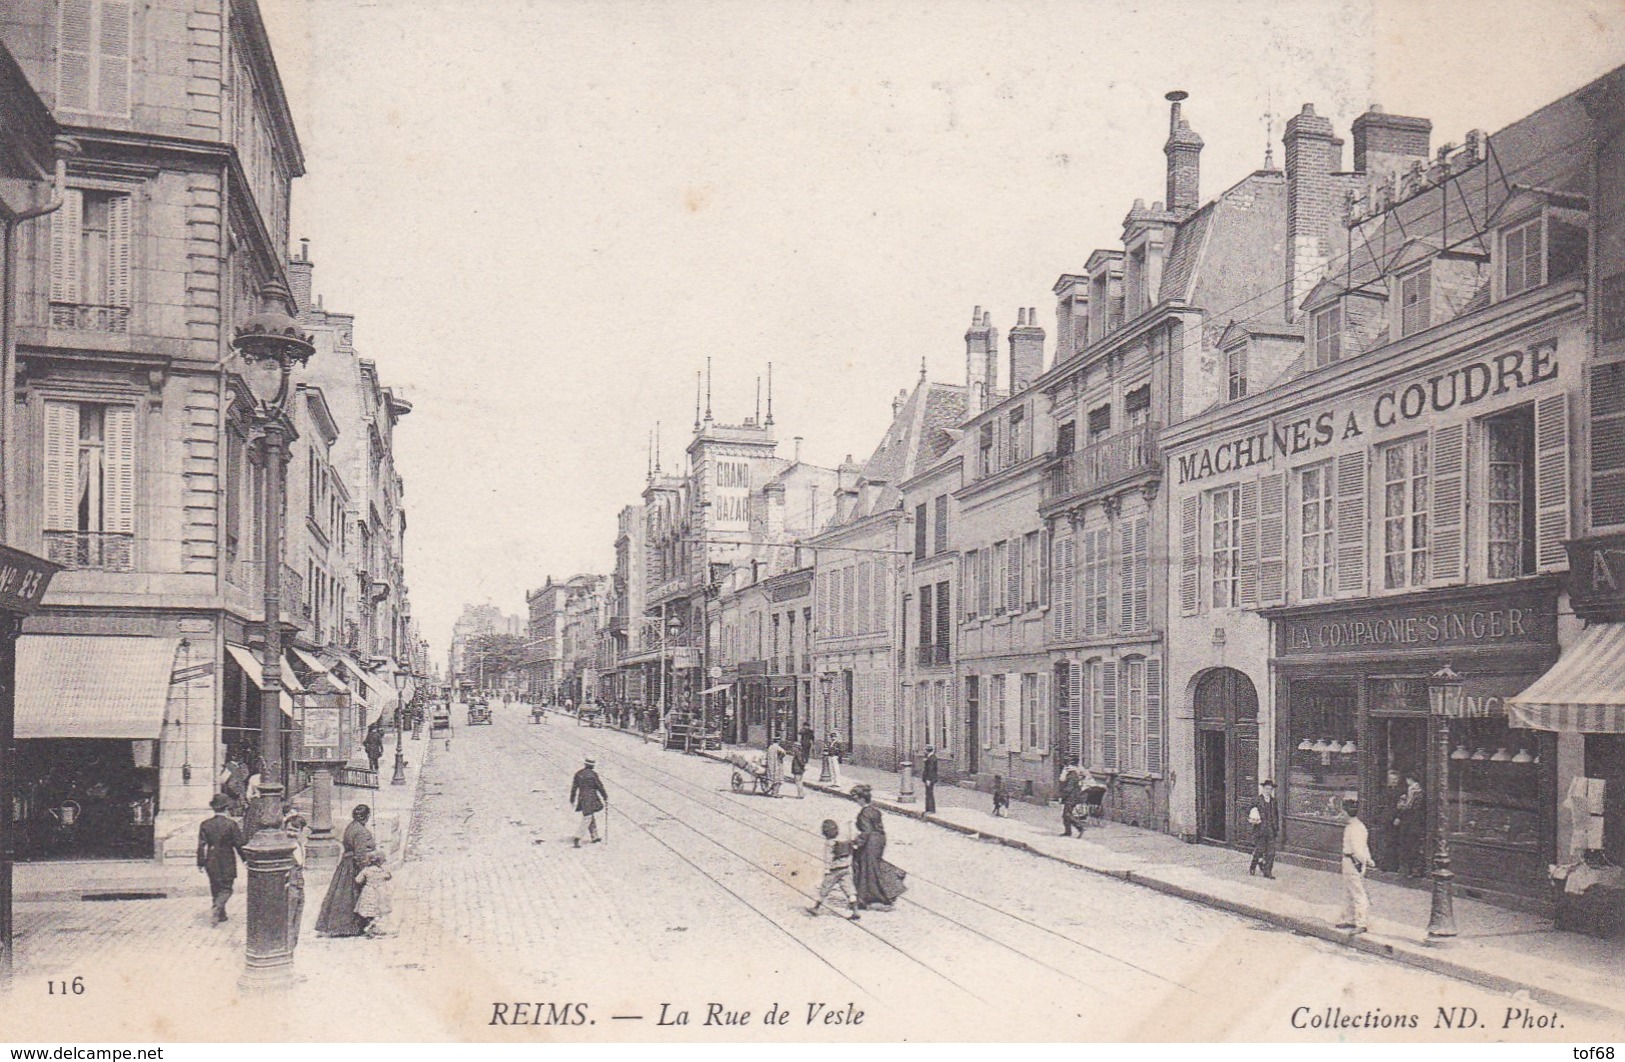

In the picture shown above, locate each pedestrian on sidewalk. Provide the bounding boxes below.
[354,851,393,937]
[315,804,376,937]
[807,819,860,920]
[825,731,844,788]
[991,774,1009,817]
[363,725,384,774]
[571,757,608,847]
[1059,765,1083,837]
[1248,780,1281,878]
[798,723,815,767]
[219,751,248,817]
[850,784,907,910]
[284,813,308,948]
[921,746,939,814]
[788,740,808,799]
[1337,797,1373,934]
[197,793,245,924]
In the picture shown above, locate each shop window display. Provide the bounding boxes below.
[1446,719,1543,850]
[1287,680,1359,822]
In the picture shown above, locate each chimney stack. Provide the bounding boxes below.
[1163,90,1203,217]
[965,306,999,412]
[1283,103,1342,321]
[1351,104,1432,187]
[286,238,314,317]
[1008,307,1045,392]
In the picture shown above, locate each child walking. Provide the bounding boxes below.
[807,819,860,920]
[991,774,1010,817]
[354,851,393,937]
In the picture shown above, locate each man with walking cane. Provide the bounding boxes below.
[571,756,609,848]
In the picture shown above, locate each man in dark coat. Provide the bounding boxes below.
[363,726,384,774]
[920,745,940,814]
[1249,780,1282,878]
[197,793,245,923]
[798,723,816,765]
[570,757,608,847]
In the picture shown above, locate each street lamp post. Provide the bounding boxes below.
[231,279,314,989]
[1425,664,1463,944]
[391,668,409,785]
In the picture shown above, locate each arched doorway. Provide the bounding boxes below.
[1194,668,1259,845]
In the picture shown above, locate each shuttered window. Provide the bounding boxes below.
[1144,657,1163,777]
[57,0,131,117]
[934,581,950,651]
[1006,534,1023,612]
[50,189,133,328]
[1179,494,1200,615]
[914,504,928,559]
[1299,464,1335,600]
[1122,657,1146,773]
[1211,485,1241,609]
[917,583,933,651]
[933,494,948,554]
[1431,423,1469,584]
[1084,660,1103,771]
[1098,659,1118,772]
[1381,436,1430,590]
[1502,217,1544,299]
[1022,530,1041,608]
[43,400,135,570]
[1051,533,1075,640]
[1021,673,1039,751]
[992,541,1008,614]
[1534,392,1570,572]
[1589,362,1625,527]
[963,550,978,621]
[1482,411,1532,579]
[979,549,992,616]
[1259,472,1287,605]
[990,674,1007,747]
[1038,527,1051,607]
[1335,450,1369,593]
[1120,516,1149,632]
[1400,267,1432,337]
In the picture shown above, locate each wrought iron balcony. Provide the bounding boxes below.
[44,530,134,572]
[50,302,131,333]
[1044,422,1161,503]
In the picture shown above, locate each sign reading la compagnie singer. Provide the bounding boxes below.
[1277,585,1556,657]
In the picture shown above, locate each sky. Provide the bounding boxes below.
[254,0,1625,664]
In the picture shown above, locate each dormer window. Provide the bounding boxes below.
[1226,345,1248,401]
[1399,267,1431,337]
[1502,217,1543,298]
[1312,304,1343,366]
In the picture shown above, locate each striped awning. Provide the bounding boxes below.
[16,636,180,739]
[1508,623,1625,733]
[225,643,295,718]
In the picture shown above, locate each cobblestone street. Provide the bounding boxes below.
[3,708,1615,1042]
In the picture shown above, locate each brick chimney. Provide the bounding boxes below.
[1283,103,1342,322]
[287,237,314,317]
[1008,307,1045,391]
[1351,104,1432,187]
[1163,90,1203,217]
[965,306,999,413]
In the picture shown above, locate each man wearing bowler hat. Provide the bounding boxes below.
[570,757,608,847]
[197,793,245,923]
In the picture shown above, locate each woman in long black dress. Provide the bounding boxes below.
[315,804,376,937]
[849,784,907,909]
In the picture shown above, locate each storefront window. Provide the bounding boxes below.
[1446,719,1543,850]
[1286,680,1359,823]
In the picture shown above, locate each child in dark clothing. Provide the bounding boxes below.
[807,819,860,920]
[992,775,1009,817]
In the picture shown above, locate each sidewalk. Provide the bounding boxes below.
[13,729,432,903]
[677,739,1622,1023]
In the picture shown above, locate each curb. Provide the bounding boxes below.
[674,740,1621,1023]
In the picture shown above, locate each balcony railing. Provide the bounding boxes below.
[914,644,950,667]
[1045,422,1161,502]
[50,302,131,333]
[43,530,134,572]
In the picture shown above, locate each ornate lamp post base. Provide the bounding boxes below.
[1426,864,1458,945]
[391,747,408,785]
[238,788,296,991]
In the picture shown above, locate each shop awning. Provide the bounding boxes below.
[15,635,180,739]
[225,643,295,718]
[292,647,330,675]
[1508,622,1625,733]
[702,684,732,696]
